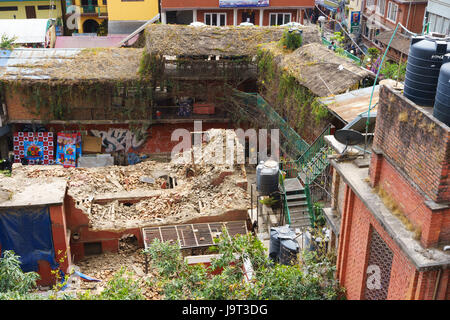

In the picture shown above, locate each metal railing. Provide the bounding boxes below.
[80,5,107,16]
[297,124,332,175]
[321,37,361,64]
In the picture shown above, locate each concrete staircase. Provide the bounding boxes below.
[284,178,311,229]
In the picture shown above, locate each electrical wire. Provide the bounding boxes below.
[363,23,400,156]
[314,4,367,57]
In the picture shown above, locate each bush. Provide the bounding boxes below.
[280,29,303,51]
[0,250,40,297]
[380,61,406,81]
[0,34,16,50]
[144,231,344,300]
[97,267,144,300]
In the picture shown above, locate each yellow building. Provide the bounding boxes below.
[0,1,63,21]
[70,0,158,34]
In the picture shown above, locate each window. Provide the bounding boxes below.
[428,13,450,35]
[386,2,398,22]
[366,0,375,10]
[0,6,18,11]
[205,13,226,26]
[269,13,291,26]
[37,5,57,10]
[376,0,386,16]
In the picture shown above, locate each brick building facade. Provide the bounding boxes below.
[324,84,450,300]
[360,0,427,62]
[160,0,314,26]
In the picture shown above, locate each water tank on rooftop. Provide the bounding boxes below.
[256,159,279,196]
[404,35,450,106]
[256,161,264,192]
[433,54,450,127]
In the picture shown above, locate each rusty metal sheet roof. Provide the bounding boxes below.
[319,85,380,124]
[142,221,248,249]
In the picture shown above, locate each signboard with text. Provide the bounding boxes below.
[351,11,361,27]
[219,0,269,8]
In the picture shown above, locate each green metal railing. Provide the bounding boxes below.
[279,173,291,225]
[80,5,107,16]
[297,124,331,175]
[321,37,361,64]
[232,90,332,227]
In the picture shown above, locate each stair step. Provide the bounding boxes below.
[290,208,309,214]
[286,193,306,200]
[287,201,308,207]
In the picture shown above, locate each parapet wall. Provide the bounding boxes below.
[371,85,450,204]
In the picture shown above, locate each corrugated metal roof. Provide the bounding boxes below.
[0,48,81,80]
[55,35,139,48]
[0,19,51,44]
[319,85,380,124]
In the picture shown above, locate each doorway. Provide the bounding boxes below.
[25,6,36,19]
[83,19,99,33]
[241,11,255,24]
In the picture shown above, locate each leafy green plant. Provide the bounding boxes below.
[97,267,144,300]
[313,201,326,227]
[0,34,16,50]
[280,29,303,51]
[259,196,278,206]
[0,250,40,296]
[143,231,344,300]
[330,32,346,56]
[380,61,406,81]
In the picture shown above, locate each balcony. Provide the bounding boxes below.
[80,5,108,18]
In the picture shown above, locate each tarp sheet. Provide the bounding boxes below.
[0,206,57,272]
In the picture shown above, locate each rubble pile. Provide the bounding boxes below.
[74,239,162,299]
[6,129,250,231]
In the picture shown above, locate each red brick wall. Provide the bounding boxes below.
[336,187,446,300]
[372,156,450,247]
[372,85,450,204]
[162,0,314,9]
[15,121,231,155]
[363,1,426,34]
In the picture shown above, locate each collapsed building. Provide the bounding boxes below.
[0,24,377,286]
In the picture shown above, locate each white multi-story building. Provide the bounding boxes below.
[425,0,450,35]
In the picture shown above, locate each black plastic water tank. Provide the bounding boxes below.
[269,228,281,262]
[433,54,450,126]
[404,35,450,106]
[257,159,279,196]
[279,239,299,266]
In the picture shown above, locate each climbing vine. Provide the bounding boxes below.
[256,48,331,142]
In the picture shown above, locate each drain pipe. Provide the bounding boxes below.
[363,23,400,157]
[432,268,442,300]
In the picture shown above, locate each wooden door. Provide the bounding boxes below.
[25,6,36,19]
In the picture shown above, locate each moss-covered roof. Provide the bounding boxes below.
[260,42,373,97]
[144,24,321,56]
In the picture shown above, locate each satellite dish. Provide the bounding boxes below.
[334,129,365,154]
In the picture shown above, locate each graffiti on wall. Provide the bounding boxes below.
[90,128,147,153]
